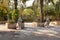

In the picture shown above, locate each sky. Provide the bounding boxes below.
[25,0,34,7]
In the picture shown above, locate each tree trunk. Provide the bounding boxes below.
[14,0,17,9]
[40,0,44,22]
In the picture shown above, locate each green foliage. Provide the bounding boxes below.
[7,20,15,24]
[0,0,60,22]
[54,0,60,19]
[0,7,7,21]
[22,8,35,22]
[43,0,60,20]
[12,9,19,22]
[22,8,33,15]
[44,4,56,16]
[55,1,60,13]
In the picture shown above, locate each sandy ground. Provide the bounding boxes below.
[0,24,60,40]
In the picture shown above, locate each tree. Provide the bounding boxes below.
[19,0,28,17]
[22,8,35,22]
[40,0,44,22]
[45,0,55,5]
[31,0,40,21]
[14,0,17,9]
[0,3,9,21]
[39,0,55,22]
[55,0,60,20]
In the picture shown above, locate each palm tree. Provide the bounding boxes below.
[20,0,28,16]
[40,0,44,22]
[14,0,17,9]
[40,0,55,22]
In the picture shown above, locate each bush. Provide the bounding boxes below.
[7,20,15,24]
[22,8,35,22]
[0,7,7,21]
[12,9,19,22]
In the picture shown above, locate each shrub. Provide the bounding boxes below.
[12,9,19,22]
[22,8,35,22]
[7,20,15,24]
[0,7,7,21]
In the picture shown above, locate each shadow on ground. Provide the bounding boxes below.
[0,26,60,40]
